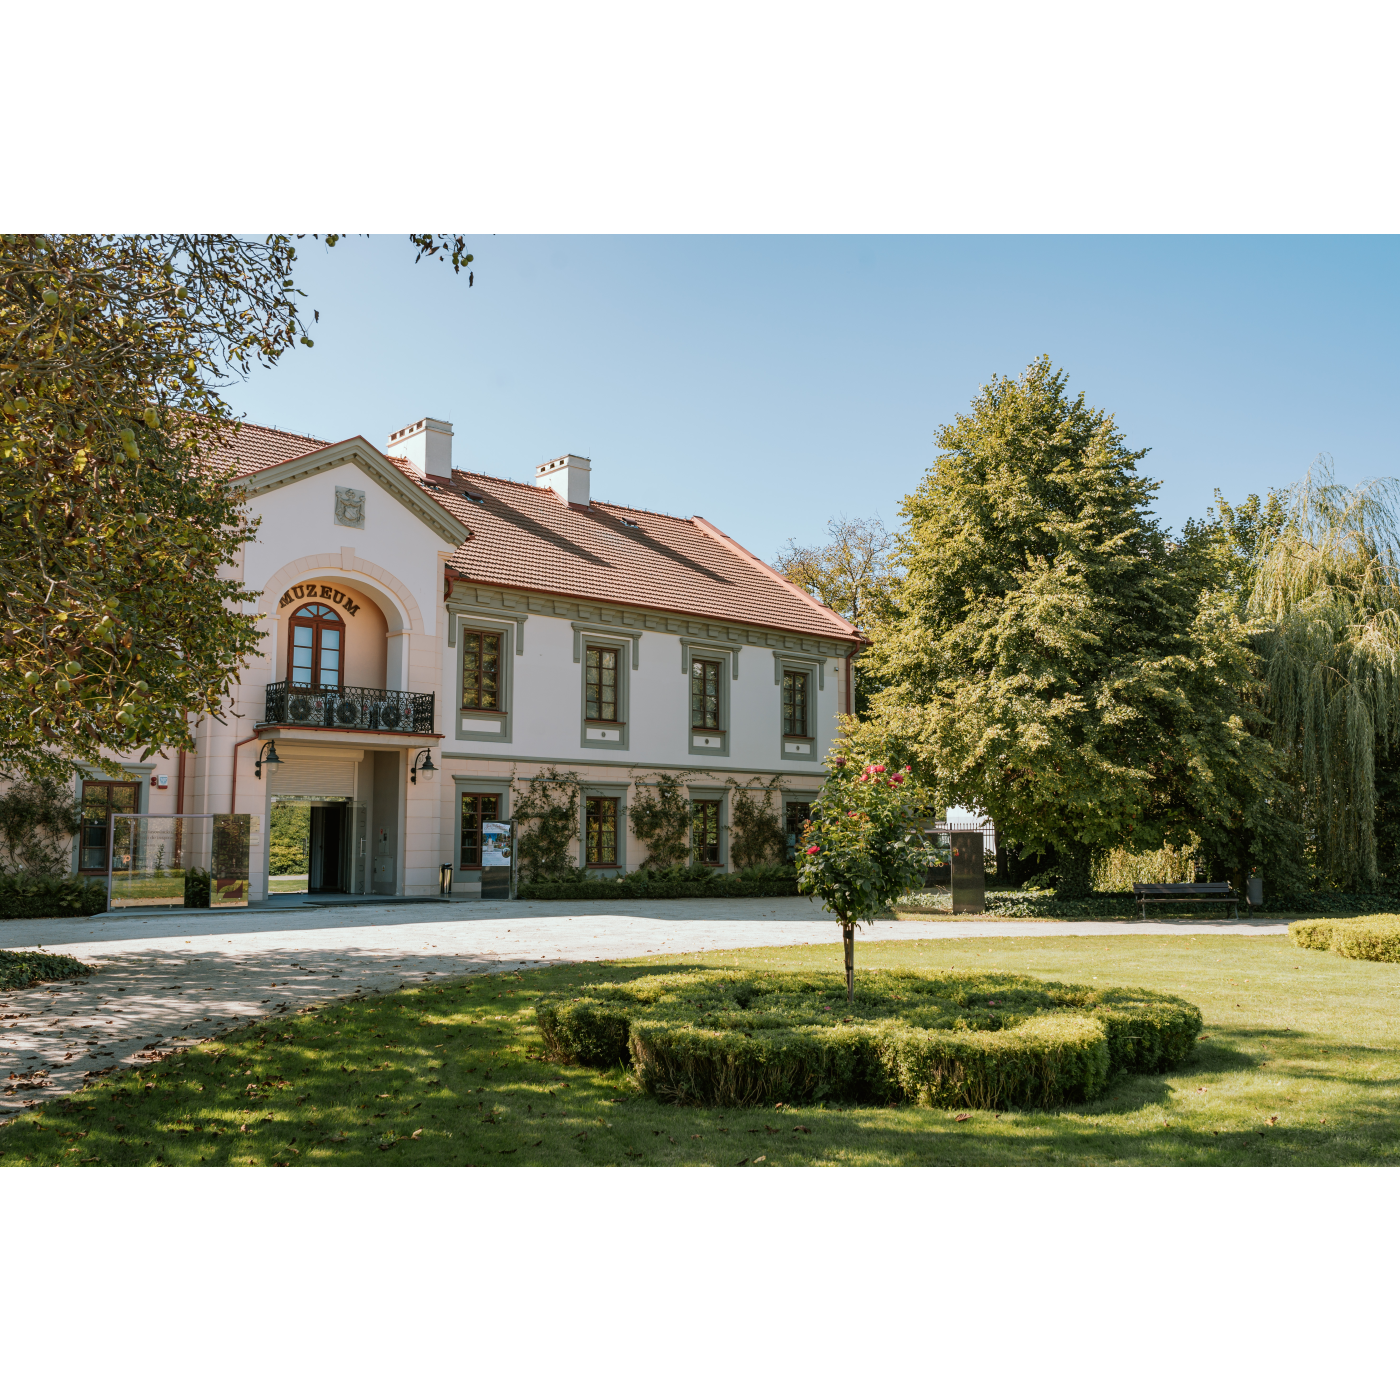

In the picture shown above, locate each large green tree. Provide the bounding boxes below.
[860,358,1275,896]
[0,234,469,781]
[1246,459,1400,888]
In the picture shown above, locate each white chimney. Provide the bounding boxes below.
[536,454,591,506]
[385,417,453,478]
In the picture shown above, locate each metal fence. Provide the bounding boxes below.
[259,682,435,734]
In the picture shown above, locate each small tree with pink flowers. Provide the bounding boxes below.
[796,754,936,1003]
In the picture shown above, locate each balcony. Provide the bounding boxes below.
[259,682,436,735]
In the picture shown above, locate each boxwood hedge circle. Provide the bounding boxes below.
[536,969,1203,1110]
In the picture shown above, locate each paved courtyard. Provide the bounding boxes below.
[1,897,1289,1114]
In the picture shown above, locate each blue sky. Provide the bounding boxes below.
[223,236,1399,564]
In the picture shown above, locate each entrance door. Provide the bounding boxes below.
[309,805,347,893]
[79,781,140,873]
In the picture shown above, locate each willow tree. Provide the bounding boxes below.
[861,358,1275,896]
[1249,459,1400,888]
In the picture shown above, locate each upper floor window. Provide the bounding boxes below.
[782,670,810,736]
[289,603,344,689]
[585,646,619,722]
[691,658,722,731]
[462,630,502,711]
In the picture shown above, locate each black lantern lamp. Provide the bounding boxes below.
[410,749,437,785]
[254,740,283,780]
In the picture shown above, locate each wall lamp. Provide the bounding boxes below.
[254,740,283,780]
[410,749,437,785]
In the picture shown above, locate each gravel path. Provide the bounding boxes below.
[1,898,1289,1115]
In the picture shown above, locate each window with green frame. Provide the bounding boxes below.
[693,798,721,864]
[691,658,721,730]
[585,796,619,867]
[461,630,501,711]
[460,792,500,869]
[585,645,619,722]
[782,670,810,736]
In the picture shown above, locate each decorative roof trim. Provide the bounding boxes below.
[232,437,471,548]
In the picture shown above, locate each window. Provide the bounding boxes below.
[782,670,810,736]
[691,658,722,731]
[585,645,619,722]
[461,630,502,711]
[288,603,344,689]
[459,793,500,869]
[79,780,139,872]
[784,801,812,863]
[585,797,619,867]
[693,799,721,865]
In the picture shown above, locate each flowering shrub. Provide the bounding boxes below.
[797,757,935,999]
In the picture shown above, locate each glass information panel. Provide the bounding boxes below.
[109,814,257,910]
[481,820,512,900]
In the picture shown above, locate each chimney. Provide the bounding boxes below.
[385,417,453,478]
[536,454,591,506]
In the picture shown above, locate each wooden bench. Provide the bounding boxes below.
[1133,882,1238,920]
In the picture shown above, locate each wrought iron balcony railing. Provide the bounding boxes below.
[259,682,436,734]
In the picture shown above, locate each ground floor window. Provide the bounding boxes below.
[460,793,500,869]
[79,780,139,872]
[585,796,619,867]
[693,799,722,865]
[784,801,812,862]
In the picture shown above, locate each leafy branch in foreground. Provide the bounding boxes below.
[0,234,470,780]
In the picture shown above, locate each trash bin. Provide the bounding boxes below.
[439,863,453,897]
[1246,877,1263,907]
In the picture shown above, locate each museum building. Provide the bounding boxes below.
[75,415,861,902]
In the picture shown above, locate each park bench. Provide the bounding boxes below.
[1133,881,1238,920]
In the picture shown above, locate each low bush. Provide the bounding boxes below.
[0,948,96,990]
[0,873,107,920]
[536,969,1202,1109]
[1290,914,1400,963]
[520,863,799,901]
[184,867,211,908]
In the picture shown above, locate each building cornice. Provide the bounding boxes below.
[447,580,853,659]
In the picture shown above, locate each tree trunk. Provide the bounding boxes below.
[842,923,855,1004]
[1056,841,1094,899]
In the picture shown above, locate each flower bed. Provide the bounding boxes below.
[0,873,107,920]
[1290,914,1400,963]
[0,948,96,991]
[536,969,1202,1109]
[519,864,799,901]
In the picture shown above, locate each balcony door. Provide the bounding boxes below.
[288,603,344,690]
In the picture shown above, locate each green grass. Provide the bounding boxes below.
[3,933,1398,1166]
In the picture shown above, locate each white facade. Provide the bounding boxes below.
[75,428,857,901]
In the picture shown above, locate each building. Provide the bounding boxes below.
[74,416,861,901]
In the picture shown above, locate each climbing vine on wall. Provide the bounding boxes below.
[628,771,696,868]
[726,776,787,869]
[511,766,583,884]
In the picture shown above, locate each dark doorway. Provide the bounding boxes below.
[309,804,347,893]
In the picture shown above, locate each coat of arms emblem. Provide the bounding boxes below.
[334,486,366,529]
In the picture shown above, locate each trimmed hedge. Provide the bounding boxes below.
[1291,914,1400,963]
[536,969,1202,1109]
[520,863,799,901]
[0,948,96,990]
[0,873,107,920]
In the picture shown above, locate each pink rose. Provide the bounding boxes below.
[805,844,820,855]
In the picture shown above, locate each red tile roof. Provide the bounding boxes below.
[210,421,332,478]
[220,422,859,644]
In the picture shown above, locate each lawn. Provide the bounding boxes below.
[4,933,1398,1166]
